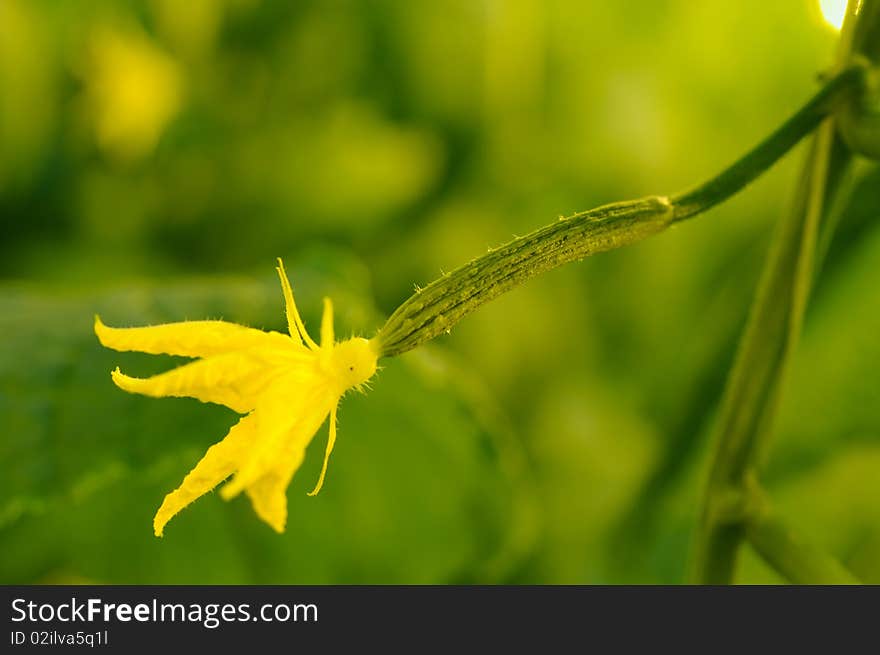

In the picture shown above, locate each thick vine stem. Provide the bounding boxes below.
[372,63,868,359]
[839,0,880,158]
[690,0,879,584]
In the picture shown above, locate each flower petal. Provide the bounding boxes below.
[111,348,313,413]
[245,449,306,533]
[95,315,291,357]
[276,258,319,351]
[153,413,257,537]
[320,297,334,348]
[219,379,336,502]
[307,404,337,496]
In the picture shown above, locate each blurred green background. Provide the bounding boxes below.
[1,0,878,584]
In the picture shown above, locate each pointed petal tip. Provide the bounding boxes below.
[94,315,130,352]
[306,475,325,496]
[251,499,288,533]
[94,314,109,343]
[110,368,156,397]
[153,514,166,538]
[110,367,130,389]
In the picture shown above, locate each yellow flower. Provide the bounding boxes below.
[95,259,379,536]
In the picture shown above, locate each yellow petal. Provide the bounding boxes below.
[111,348,313,413]
[245,449,306,533]
[320,297,334,348]
[95,315,291,357]
[220,377,336,501]
[153,413,257,537]
[276,258,318,351]
[307,404,337,496]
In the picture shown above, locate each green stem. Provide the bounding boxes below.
[745,490,859,584]
[670,65,861,220]
[373,64,866,358]
[690,0,877,584]
[691,123,841,584]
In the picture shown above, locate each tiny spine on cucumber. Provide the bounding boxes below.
[371,62,870,359]
[374,196,672,358]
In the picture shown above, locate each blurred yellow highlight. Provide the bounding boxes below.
[818,0,848,30]
[86,27,182,161]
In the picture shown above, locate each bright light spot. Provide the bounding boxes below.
[818,0,848,30]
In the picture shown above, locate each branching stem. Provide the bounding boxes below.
[690,0,877,584]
